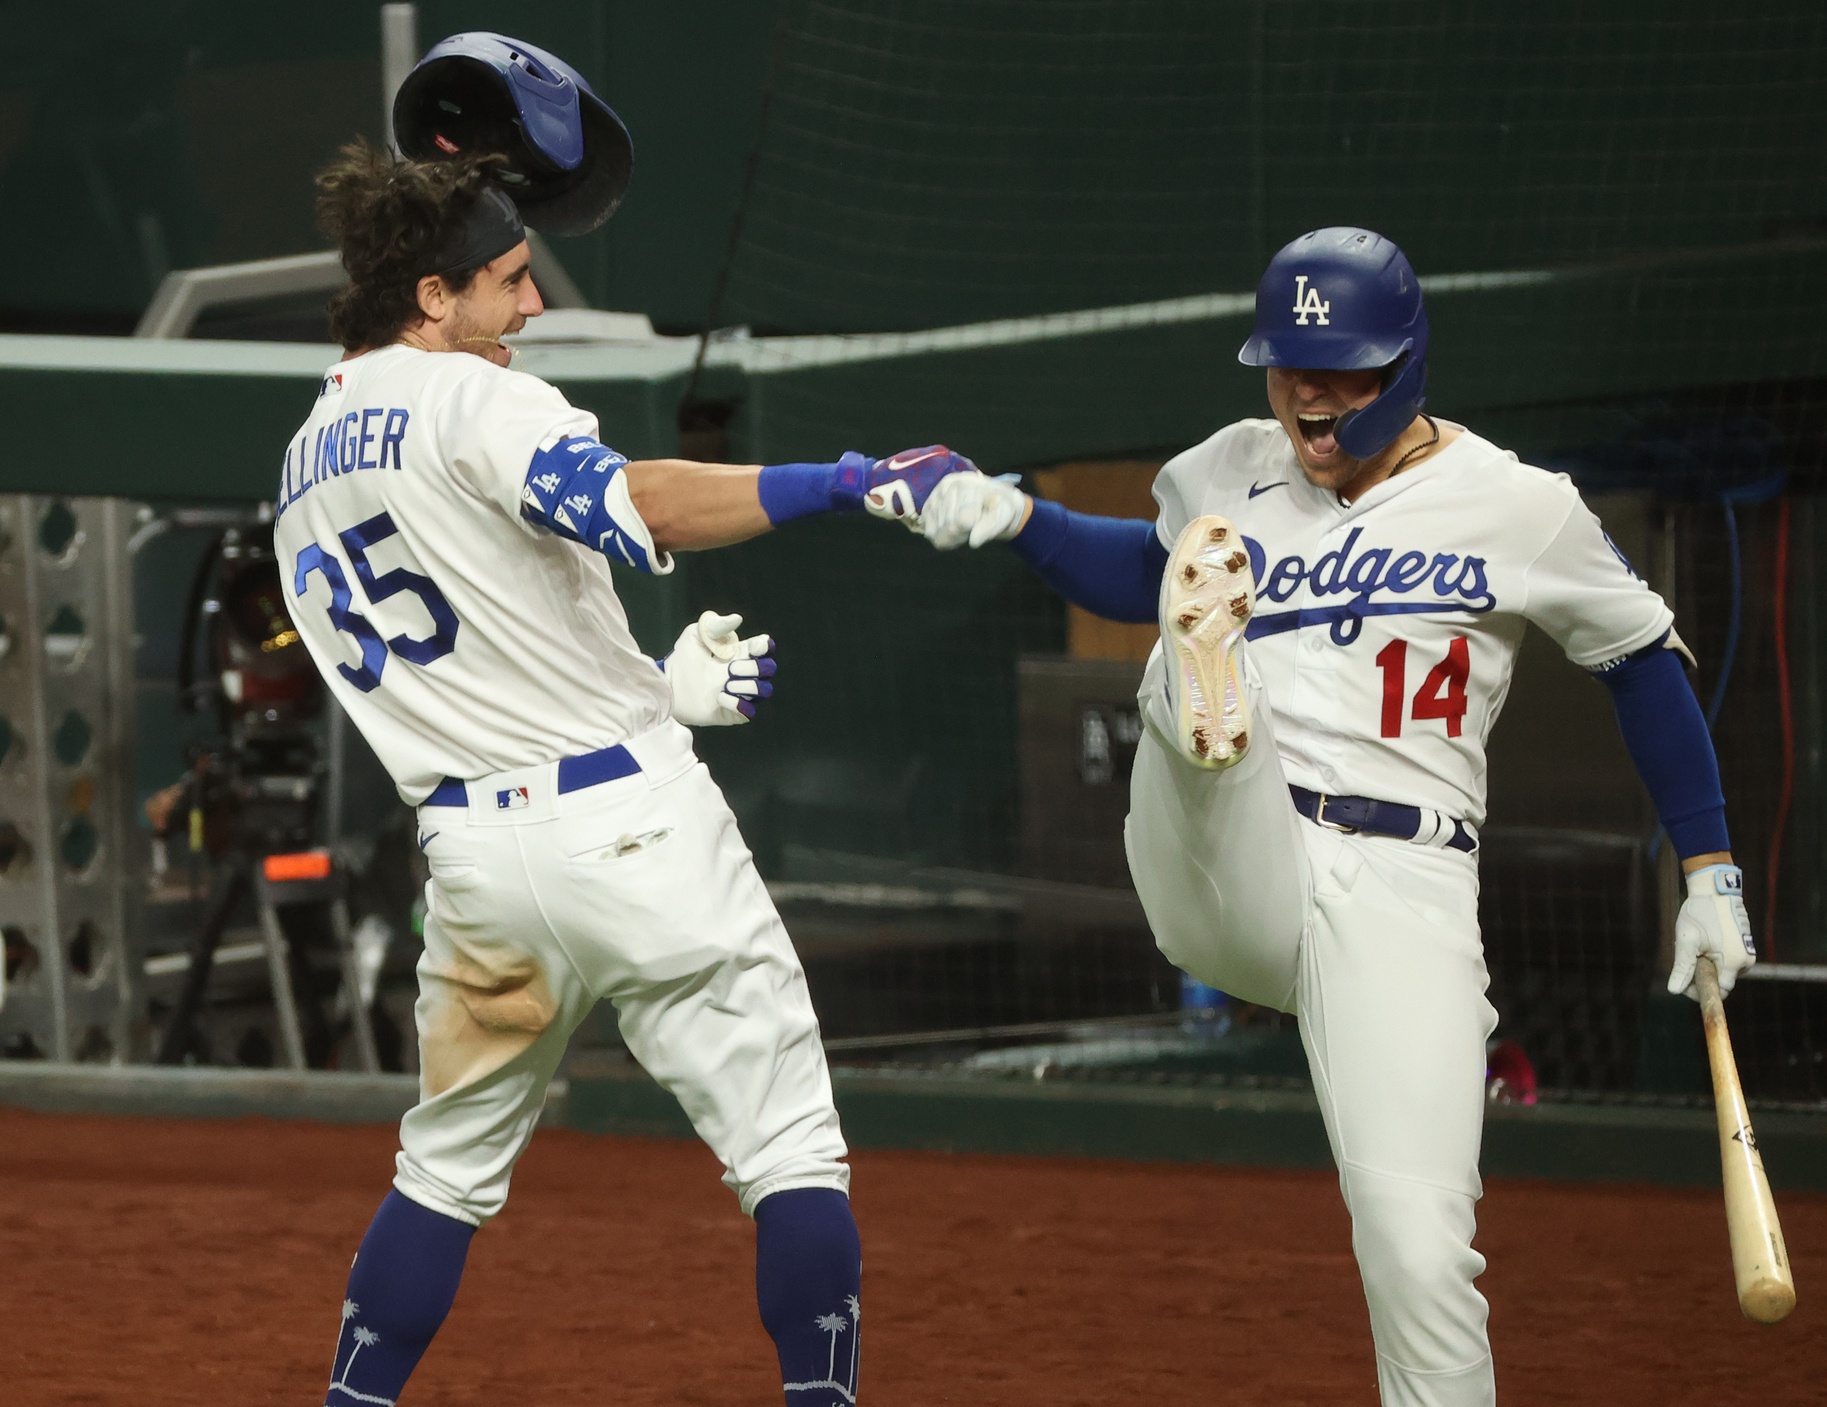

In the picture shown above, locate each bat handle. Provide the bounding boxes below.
[1695,953,1725,1019]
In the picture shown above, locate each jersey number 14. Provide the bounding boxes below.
[293,511,458,693]
[1376,636,1468,738]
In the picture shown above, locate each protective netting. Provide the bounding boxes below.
[717,1,1825,338]
[633,2,1827,1105]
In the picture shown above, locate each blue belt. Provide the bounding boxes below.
[1289,785,1477,854]
[423,743,641,807]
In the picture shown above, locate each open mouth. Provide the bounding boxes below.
[1296,411,1342,458]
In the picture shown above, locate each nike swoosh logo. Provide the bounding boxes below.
[1248,480,1288,498]
[417,830,439,850]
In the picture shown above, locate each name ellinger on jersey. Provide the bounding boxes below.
[1243,526,1496,646]
[276,406,412,517]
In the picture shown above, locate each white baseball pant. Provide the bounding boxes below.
[393,720,850,1224]
[1126,647,1498,1407]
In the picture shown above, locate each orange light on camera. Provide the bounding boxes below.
[263,850,333,882]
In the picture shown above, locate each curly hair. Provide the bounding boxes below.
[315,140,508,350]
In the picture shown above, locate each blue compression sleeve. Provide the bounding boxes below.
[1597,645,1730,858]
[1009,498,1167,623]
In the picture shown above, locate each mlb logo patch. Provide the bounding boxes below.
[496,787,531,811]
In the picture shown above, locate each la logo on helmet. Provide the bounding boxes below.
[1292,275,1331,326]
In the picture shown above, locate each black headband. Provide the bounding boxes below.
[433,184,526,276]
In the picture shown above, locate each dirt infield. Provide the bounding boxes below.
[3,1107,1821,1405]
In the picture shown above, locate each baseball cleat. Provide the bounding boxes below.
[1160,515,1254,769]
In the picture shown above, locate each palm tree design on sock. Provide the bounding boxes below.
[845,1295,861,1394]
[327,1301,395,1406]
[783,1300,861,1404]
[816,1313,847,1383]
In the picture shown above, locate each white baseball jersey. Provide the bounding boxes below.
[273,344,672,804]
[1152,418,1673,827]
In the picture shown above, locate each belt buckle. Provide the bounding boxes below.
[1314,793,1359,834]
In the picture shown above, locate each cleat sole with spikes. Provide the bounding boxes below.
[1159,515,1255,770]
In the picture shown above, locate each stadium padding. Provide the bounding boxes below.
[3,1062,1821,1191]
[566,1066,1827,1193]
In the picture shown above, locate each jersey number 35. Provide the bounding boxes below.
[293,511,458,693]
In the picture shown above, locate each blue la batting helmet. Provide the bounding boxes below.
[393,32,634,236]
[1238,227,1428,460]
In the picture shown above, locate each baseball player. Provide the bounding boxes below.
[884,227,1756,1406]
[286,99,974,1407]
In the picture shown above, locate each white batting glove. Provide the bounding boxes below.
[907,470,1029,549]
[1669,863,1757,1001]
[664,610,776,726]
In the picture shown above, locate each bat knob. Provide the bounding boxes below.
[1741,1276,1797,1325]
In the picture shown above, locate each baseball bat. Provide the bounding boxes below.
[1695,955,1796,1324]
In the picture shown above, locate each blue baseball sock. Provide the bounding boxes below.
[755,1188,864,1405]
[324,1189,475,1407]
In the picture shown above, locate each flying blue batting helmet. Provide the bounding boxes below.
[393,32,634,236]
[1238,227,1428,460]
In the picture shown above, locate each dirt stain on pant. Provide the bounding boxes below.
[418,935,559,1098]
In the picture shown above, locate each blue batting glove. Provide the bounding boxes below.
[860,445,980,522]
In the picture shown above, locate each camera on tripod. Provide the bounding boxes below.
[167,520,323,860]
[148,516,384,1072]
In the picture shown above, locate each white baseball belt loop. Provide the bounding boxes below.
[1412,808,1451,847]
